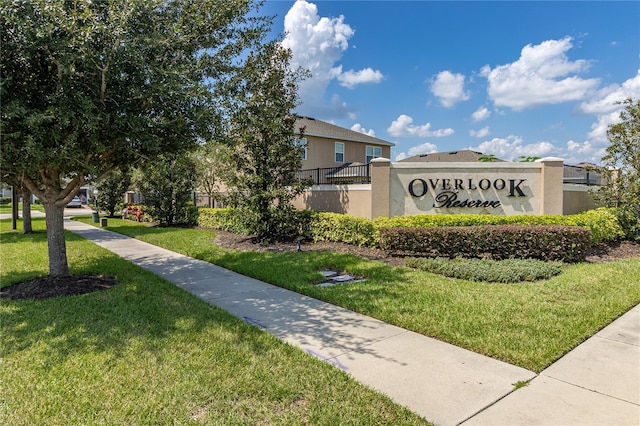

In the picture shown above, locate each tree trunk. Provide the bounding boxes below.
[11,186,18,230]
[21,188,33,234]
[43,202,70,277]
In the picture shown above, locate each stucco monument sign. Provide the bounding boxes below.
[370,158,564,218]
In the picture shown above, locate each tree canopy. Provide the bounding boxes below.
[1,0,271,276]
[596,98,640,240]
[217,42,310,242]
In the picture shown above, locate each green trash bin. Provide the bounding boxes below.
[92,211,99,223]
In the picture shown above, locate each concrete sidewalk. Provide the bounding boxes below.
[64,219,639,426]
[463,303,640,425]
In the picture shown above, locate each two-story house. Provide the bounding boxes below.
[195,116,394,207]
[295,116,394,172]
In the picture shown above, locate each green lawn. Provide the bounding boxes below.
[75,217,640,373]
[0,218,429,426]
[0,203,45,214]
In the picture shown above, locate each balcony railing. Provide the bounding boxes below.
[563,165,603,186]
[297,163,371,185]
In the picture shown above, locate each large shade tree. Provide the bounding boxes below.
[1,0,270,276]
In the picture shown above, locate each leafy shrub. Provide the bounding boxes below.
[198,207,312,241]
[138,153,197,226]
[97,166,132,217]
[199,207,621,251]
[0,197,11,205]
[197,208,252,234]
[608,207,640,242]
[374,210,621,244]
[308,212,378,247]
[373,213,569,229]
[380,225,591,262]
[571,208,624,243]
[405,257,564,283]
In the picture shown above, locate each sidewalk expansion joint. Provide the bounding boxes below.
[458,373,539,426]
[540,374,640,406]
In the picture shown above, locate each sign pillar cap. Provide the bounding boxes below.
[370,157,391,164]
[537,157,564,163]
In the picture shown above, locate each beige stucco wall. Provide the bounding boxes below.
[292,184,372,218]
[300,135,391,169]
[219,157,584,219]
[563,184,599,215]
[294,159,568,218]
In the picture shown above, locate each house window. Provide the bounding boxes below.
[294,137,307,160]
[366,146,382,163]
[335,142,344,163]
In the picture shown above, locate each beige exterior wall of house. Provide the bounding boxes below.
[300,135,391,169]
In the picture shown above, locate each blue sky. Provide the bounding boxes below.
[260,0,639,165]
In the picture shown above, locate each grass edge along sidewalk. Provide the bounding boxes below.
[0,217,429,425]
[75,217,640,373]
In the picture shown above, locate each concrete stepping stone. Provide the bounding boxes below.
[331,274,355,282]
[315,272,367,287]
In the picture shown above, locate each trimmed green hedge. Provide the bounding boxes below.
[570,208,625,244]
[405,257,564,283]
[380,225,591,263]
[197,207,252,234]
[307,212,377,247]
[0,197,11,205]
[373,208,622,244]
[197,207,623,251]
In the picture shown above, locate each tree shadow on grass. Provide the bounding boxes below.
[0,241,276,365]
[59,220,469,370]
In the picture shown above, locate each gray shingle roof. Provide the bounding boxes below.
[294,116,394,147]
[398,150,502,162]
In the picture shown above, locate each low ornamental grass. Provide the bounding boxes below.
[74,217,640,373]
[405,257,564,283]
[0,218,428,426]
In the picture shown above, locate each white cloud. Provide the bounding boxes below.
[395,142,439,161]
[408,142,439,156]
[471,106,491,122]
[468,136,557,161]
[482,37,600,110]
[587,110,622,143]
[431,71,470,108]
[580,70,640,115]
[573,71,640,146]
[338,67,384,89]
[387,114,455,138]
[567,140,594,154]
[470,126,490,138]
[281,1,383,117]
[351,123,376,136]
[565,140,607,164]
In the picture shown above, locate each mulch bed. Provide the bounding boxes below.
[3,229,639,301]
[0,274,117,301]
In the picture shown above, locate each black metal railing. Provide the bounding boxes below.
[563,165,603,186]
[297,163,371,185]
